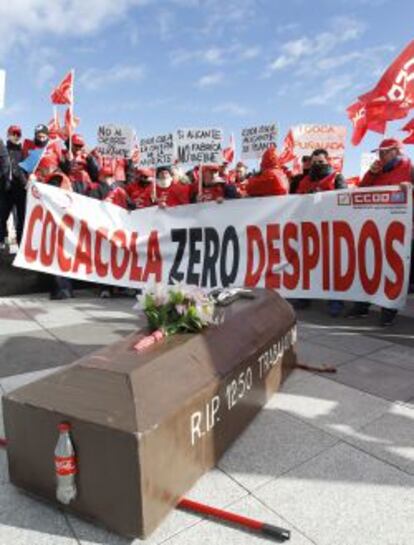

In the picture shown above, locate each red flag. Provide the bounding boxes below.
[359,40,414,107]
[222,133,235,163]
[403,130,414,144]
[347,101,369,146]
[347,100,388,146]
[402,117,414,131]
[64,107,79,132]
[278,129,295,165]
[50,71,73,105]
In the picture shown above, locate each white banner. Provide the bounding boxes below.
[0,69,5,109]
[241,124,278,160]
[292,124,346,171]
[15,182,412,309]
[175,128,222,165]
[96,124,136,158]
[139,133,174,167]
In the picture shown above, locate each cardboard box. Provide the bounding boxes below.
[3,288,297,538]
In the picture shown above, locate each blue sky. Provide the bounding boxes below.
[0,0,413,176]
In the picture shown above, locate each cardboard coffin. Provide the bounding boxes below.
[3,288,297,538]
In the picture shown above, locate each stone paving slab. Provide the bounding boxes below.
[327,357,414,402]
[296,339,357,367]
[365,343,414,372]
[345,402,414,475]
[268,374,390,441]
[0,330,77,378]
[0,483,77,545]
[254,442,414,545]
[218,408,337,491]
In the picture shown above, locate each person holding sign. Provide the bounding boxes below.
[245,146,289,197]
[191,164,239,203]
[140,166,191,208]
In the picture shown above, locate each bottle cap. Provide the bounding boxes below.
[58,422,71,432]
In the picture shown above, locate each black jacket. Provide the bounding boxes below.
[0,138,10,193]
[6,140,27,191]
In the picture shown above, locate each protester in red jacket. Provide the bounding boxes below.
[347,138,413,326]
[61,134,99,194]
[91,164,135,210]
[140,166,191,208]
[296,149,347,194]
[245,146,289,197]
[360,138,414,187]
[191,164,239,203]
[34,155,72,191]
[125,166,155,207]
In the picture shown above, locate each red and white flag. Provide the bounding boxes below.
[50,71,74,105]
[359,40,414,106]
[278,129,295,165]
[64,107,80,132]
[222,133,235,163]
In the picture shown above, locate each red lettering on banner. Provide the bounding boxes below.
[282,222,300,289]
[333,221,356,291]
[129,232,142,282]
[95,228,109,277]
[111,230,129,280]
[24,204,43,262]
[265,224,280,288]
[40,211,57,267]
[321,221,330,290]
[244,226,265,286]
[358,221,382,295]
[385,222,405,300]
[73,220,92,274]
[301,222,320,290]
[142,231,162,282]
[57,214,74,272]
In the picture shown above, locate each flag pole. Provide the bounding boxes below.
[198,162,203,199]
[69,68,75,157]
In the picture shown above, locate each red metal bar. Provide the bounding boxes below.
[178,498,290,541]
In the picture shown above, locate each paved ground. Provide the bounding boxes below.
[0,290,413,545]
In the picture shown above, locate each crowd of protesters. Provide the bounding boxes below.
[0,123,413,325]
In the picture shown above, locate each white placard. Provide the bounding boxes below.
[241,124,278,160]
[175,128,222,165]
[139,133,174,167]
[0,70,6,109]
[96,124,136,158]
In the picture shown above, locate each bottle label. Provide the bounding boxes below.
[55,456,77,476]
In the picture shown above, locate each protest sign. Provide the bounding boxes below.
[139,133,174,167]
[96,124,136,158]
[0,69,6,109]
[241,124,278,160]
[175,128,222,165]
[15,182,412,310]
[291,124,346,171]
[360,152,377,178]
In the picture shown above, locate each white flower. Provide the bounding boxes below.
[175,304,187,315]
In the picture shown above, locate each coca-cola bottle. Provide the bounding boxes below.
[54,422,77,505]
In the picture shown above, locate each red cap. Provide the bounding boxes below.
[8,125,22,136]
[38,155,58,170]
[99,165,114,177]
[71,134,85,147]
[371,138,403,152]
[58,422,71,432]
